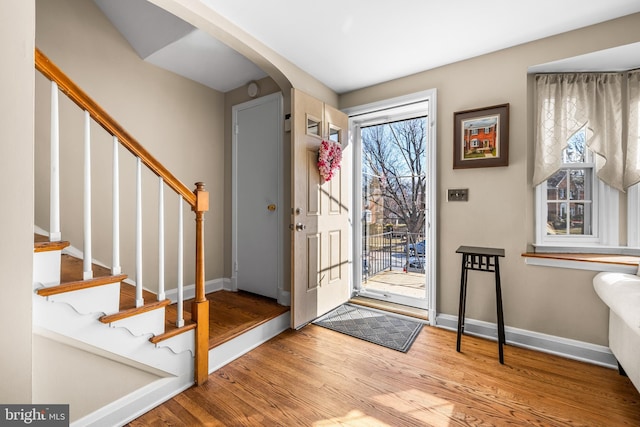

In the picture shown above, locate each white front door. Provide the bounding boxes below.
[291,89,351,328]
[233,93,283,299]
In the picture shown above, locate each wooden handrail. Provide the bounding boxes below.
[34,48,197,208]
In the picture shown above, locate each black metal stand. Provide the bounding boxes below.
[455,245,506,364]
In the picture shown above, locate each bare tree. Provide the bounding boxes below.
[362,117,426,237]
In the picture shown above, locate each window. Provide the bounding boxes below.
[534,71,640,251]
[540,128,596,239]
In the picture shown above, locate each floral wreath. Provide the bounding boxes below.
[317,139,342,182]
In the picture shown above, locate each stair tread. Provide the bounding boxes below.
[36,274,127,297]
[150,321,197,344]
[34,233,70,253]
[100,299,172,324]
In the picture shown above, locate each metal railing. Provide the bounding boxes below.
[362,231,425,280]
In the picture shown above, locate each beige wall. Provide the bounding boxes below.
[35,0,225,291]
[341,13,640,345]
[0,0,35,403]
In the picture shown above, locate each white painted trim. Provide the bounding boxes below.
[628,183,640,247]
[348,89,437,324]
[435,314,617,369]
[231,92,284,298]
[278,289,291,306]
[164,278,226,303]
[72,375,193,427]
[208,311,290,373]
[524,256,637,274]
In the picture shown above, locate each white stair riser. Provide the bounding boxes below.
[46,282,120,315]
[107,307,166,337]
[33,250,62,288]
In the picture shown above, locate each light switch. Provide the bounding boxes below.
[448,188,468,202]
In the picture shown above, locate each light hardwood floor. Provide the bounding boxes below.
[128,323,640,426]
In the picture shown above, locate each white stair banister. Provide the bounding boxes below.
[158,177,165,301]
[135,157,144,307]
[177,195,184,327]
[50,81,61,242]
[112,136,121,275]
[83,110,93,280]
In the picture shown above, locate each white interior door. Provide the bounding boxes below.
[291,89,351,328]
[233,93,283,299]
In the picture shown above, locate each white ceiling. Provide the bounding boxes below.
[96,0,640,94]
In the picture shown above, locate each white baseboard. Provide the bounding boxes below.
[165,278,227,303]
[73,374,193,427]
[435,313,617,369]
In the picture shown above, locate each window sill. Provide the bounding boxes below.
[521,252,640,274]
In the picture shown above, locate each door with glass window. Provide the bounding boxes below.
[352,97,435,312]
[291,89,351,329]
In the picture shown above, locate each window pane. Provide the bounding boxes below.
[569,169,585,200]
[547,202,568,235]
[569,202,590,235]
[546,170,567,201]
[563,128,586,163]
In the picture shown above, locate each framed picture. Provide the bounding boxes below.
[453,103,509,169]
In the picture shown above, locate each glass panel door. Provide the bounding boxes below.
[355,106,432,310]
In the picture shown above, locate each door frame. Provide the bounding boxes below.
[346,89,438,325]
[231,92,286,303]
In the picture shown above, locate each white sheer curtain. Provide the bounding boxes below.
[533,73,623,191]
[624,70,640,188]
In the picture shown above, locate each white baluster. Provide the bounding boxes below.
[136,157,144,307]
[83,110,93,280]
[158,177,165,301]
[50,82,61,242]
[112,136,121,275]
[177,195,184,327]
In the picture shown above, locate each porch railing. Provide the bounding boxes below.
[362,231,425,280]
[35,48,210,385]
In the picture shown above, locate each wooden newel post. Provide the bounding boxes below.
[192,182,209,385]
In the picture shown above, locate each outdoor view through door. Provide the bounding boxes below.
[354,95,434,311]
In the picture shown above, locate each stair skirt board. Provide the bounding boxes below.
[43,282,121,316]
[33,296,193,376]
[106,307,167,337]
[209,311,291,373]
[154,328,195,354]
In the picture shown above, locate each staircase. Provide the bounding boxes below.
[32,47,210,425]
[33,234,197,425]
[32,48,291,426]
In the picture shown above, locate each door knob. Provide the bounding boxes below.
[295,223,306,231]
[267,204,277,211]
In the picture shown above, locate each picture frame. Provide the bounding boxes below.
[453,103,509,169]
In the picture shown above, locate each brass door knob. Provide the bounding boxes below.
[267,204,277,211]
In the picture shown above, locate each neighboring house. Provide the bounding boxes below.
[463,122,497,156]
[3,0,640,423]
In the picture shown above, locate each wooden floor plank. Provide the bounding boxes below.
[128,324,640,426]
